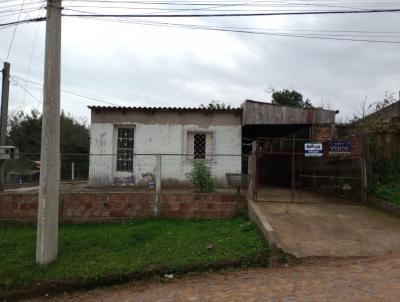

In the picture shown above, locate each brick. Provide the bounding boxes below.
[179,202,191,210]
[0,191,246,221]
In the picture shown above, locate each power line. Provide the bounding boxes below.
[22,22,42,110]
[62,7,400,17]
[5,0,27,61]
[74,15,400,44]
[11,76,120,106]
[11,77,41,103]
[0,17,45,28]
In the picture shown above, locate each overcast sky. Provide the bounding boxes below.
[1,0,400,123]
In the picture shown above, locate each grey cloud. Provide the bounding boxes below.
[0,5,399,122]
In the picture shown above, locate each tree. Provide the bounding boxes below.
[7,110,90,154]
[370,91,397,112]
[200,100,231,109]
[270,89,313,108]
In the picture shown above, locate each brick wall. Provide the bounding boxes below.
[0,192,247,221]
[160,193,247,219]
[313,126,333,140]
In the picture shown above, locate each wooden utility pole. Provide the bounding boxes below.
[0,62,10,192]
[36,0,62,265]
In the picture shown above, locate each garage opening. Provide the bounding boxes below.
[243,125,366,203]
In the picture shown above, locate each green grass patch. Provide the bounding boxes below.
[0,216,267,291]
[373,181,400,205]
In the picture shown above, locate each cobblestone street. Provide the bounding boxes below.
[29,253,400,302]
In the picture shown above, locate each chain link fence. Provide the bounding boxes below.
[4,153,248,191]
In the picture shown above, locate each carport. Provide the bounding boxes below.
[242,101,400,258]
[241,100,366,204]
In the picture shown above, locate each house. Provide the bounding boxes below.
[337,100,400,159]
[88,105,242,187]
[88,100,337,187]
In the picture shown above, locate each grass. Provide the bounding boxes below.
[0,216,267,292]
[373,181,400,206]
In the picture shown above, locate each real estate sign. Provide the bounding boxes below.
[328,142,352,156]
[304,143,323,157]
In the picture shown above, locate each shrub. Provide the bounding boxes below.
[371,155,400,204]
[187,160,214,192]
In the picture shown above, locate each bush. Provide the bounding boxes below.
[371,156,400,205]
[187,160,214,192]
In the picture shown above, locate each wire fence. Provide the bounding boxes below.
[4,153,248,190]
[255,137,364,203]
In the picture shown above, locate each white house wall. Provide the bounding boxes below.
[88,123,114,187]
[88,116,242,187]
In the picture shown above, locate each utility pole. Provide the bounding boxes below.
[0,62,10,192]
[36,0,62,265]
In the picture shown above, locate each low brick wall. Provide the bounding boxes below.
[0,192,247,221]
[160,193,247,219]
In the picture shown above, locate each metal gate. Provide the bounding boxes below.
[251,137,366,204]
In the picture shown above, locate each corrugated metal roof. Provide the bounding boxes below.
[88,105,242,112]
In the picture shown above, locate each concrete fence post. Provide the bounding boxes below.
[155,154,162,216]
[71,162,75,181]
[156,154,161,193]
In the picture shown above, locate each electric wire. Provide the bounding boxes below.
[61,7,400,17]
[5,0,27,62]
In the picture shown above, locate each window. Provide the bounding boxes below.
[116,128,134,172]
[187,131,213,159]
[194,133,206,159]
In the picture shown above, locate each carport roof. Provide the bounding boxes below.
[242,100,337,125]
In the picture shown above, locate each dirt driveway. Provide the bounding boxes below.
[26,254,400,302]
[256,201,400,257]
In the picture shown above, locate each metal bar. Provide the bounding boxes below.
[299,152,302,203]
[256,137,353,143]
[83,153,245,156]
[254,142,258,203]
[260,151,363,157]
[291,134,295,203]
[299,175,361,179]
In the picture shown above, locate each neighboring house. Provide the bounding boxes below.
[88,106,242,187]
[337,100,400,159]
[88,100,337,187]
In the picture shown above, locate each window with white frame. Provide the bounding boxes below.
[187,131,213,159]
[116,127,134,172]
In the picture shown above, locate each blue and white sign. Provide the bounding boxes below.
[329,142,352,156]
[305,143,323,157]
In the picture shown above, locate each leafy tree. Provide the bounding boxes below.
[271,89,313,108]
[8,110,42,153]
[200,101,231,110]
[7,110,90,154]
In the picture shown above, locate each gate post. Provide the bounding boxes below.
[248,141,258,202]
[253,141,258,202]
[247,154,254,201]
[361,142,368,204]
